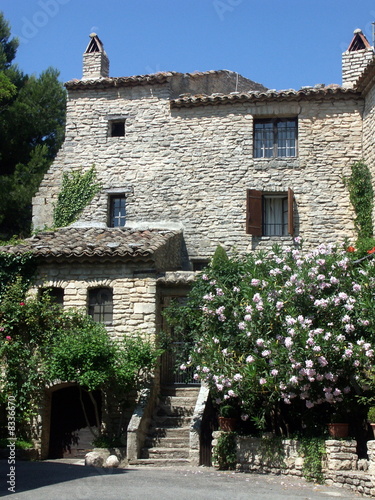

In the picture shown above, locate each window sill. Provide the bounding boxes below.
[253,157,300,171]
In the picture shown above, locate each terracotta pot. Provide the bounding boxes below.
[327,422,349,438]
[218,417,237,432]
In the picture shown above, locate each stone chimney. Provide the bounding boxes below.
[342,29,374,88]
[82,33,109,80]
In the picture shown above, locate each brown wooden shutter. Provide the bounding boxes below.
[288,188,294,236]
[246,189,262,236]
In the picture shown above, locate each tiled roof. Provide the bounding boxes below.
[170,85,361,108]
[0,227,181,263]
[65,72,174,90]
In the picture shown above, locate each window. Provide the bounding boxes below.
[246,189,294,237]
[109,195,126,227]
[109,119,125,137]
[39,287,64,306]
[88,288,113,324]
[254,118,297,158]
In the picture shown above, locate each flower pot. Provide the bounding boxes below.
[218,417,237,432]
[327,423,349,438]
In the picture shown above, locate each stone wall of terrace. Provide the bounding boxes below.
[212,434,375,497]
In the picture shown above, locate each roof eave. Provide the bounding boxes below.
[170,88,362,109]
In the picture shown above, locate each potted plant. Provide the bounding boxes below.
[367,407,375,438]
[218,404,238,431]
[327,408,349,438]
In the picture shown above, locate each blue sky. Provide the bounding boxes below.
[1,0,375,90]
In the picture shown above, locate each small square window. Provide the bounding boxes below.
[109,195,126,227]
[254,118,297,158]
[110,120,125,137]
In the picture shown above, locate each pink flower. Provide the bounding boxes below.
[259,378,267,385]
[5,336,11,341]
[19,302,25,306]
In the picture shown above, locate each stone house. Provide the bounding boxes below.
[3,29,375,462]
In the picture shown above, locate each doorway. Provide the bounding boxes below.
[48,386,101,458]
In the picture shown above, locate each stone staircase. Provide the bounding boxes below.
[129,385,200,466]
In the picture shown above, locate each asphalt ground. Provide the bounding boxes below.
[0,459,365,500]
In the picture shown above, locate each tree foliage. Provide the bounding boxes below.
[165,241,375,436]
[0,277,161,439]
[0,12,66,239]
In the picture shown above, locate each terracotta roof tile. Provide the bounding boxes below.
[170,85,361,108]
[1,227,181,263]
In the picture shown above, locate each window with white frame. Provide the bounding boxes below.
[246,189,295,237]
[254,118,297,158]
[109,195,126,227]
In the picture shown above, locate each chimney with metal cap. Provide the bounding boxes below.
[82,33,109,80]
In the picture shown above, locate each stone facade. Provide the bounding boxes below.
[6,28,375,464]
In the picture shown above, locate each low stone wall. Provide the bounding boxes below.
[212,433,375,497]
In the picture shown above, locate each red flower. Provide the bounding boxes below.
[367,247,375,254]
[19,302,25,306]
[5,336,11,341]
[346,246,355,253]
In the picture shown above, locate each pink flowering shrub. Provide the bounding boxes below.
[165,242,375,434]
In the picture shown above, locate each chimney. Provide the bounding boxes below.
[342,29,374,88]
[82,33,109,80]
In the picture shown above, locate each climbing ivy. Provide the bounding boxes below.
[300,437,325,483]
[53,166,101,228]
[346,160,374,254]
[213,431,237,470]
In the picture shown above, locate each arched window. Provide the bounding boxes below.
[88,287,113,325]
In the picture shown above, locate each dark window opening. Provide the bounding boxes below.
[40,287,64,306]
[192,260,209,271]
[110,120,125,137]
[254,118,297,158]
[88,288,113,325]
[109,195,126,227]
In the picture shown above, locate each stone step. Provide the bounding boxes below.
[153,415,191,427]
[144,436,189,448]
[128,458,191,467]
[161,386,200,398]
[155,403,195,417]
[142,447,190,459]
[159,395,198,407]
[150,426,190,439]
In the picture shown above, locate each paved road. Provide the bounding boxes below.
[0,459,364,500]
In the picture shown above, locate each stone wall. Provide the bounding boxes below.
[213,434,375,497]
[32,80,364,263]
[363,81,375,226]
[342,48,374,88]
[31,261,158,338]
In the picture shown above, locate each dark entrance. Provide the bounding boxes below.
[48,386,101,458]
[158,291,199,386]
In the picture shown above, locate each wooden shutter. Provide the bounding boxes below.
[288,188,294,236]
[246,189,262,236]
